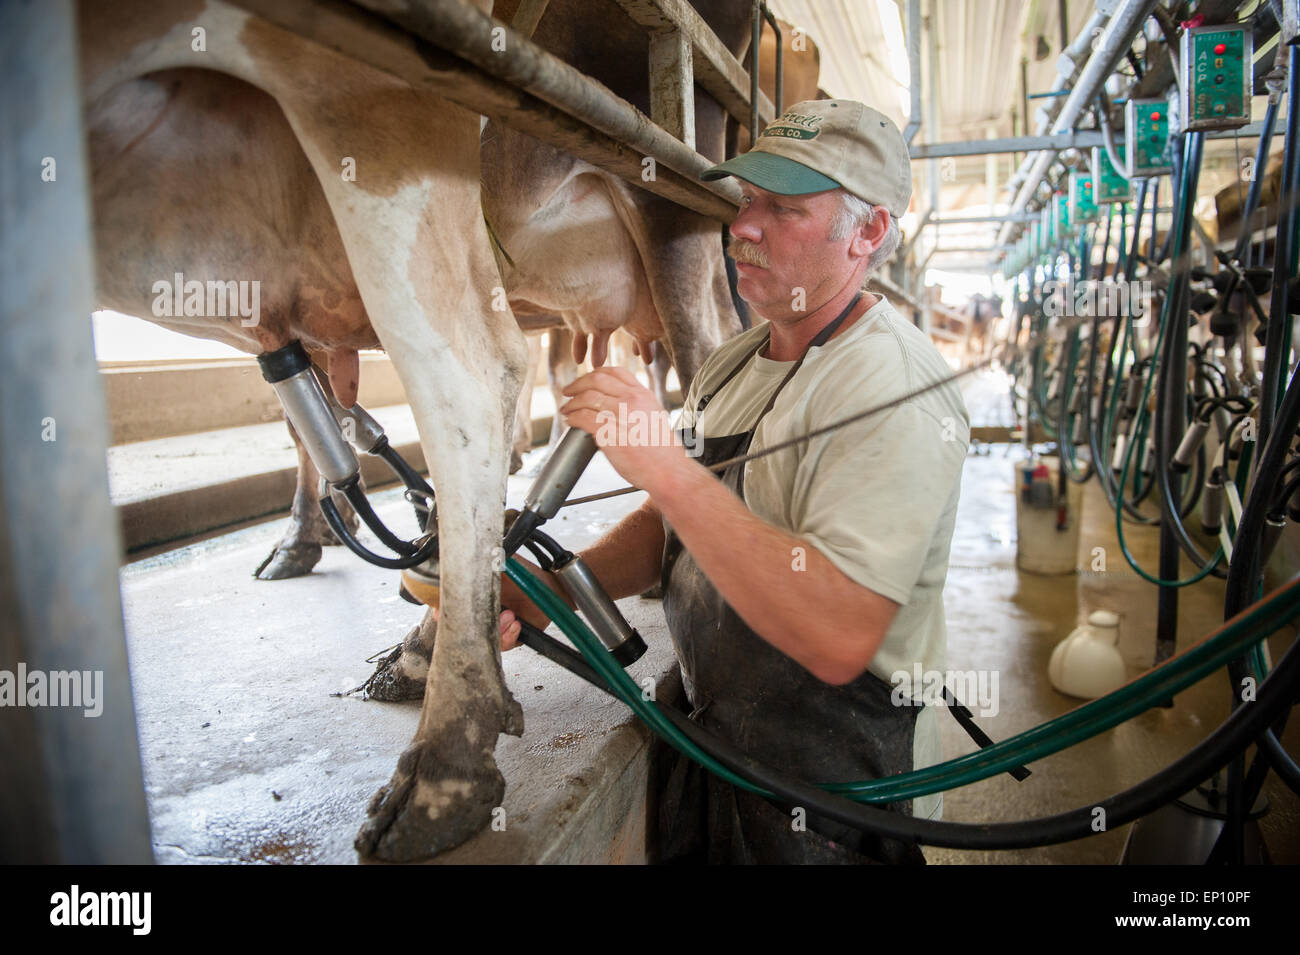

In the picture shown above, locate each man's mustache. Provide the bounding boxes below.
[730,239,769,269]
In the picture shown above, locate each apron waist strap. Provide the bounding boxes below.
[941,685,1032,782]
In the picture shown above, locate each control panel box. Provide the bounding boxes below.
[1092,146,1132,203]
[1069,170,1100,223]
[1180,24,1252,131]
[1055,192,1071,240]
[1126,98,1173,177]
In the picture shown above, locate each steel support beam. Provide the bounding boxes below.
[917,121,1286,161]
[227,0,743,221]
[913,131,1106,159]
[614,0,773,132]
[998,0,1161,246]
[0,0,153,863]
[902,0,922,144]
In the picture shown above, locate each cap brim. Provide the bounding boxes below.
[701,151,841,195]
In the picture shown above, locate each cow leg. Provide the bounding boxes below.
[254,417,363,579]
[359,608,436,702]
[266,100,525,863]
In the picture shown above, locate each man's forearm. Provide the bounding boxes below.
[650,459,896,685]
[575,496,665,600]
[502,496,664,628]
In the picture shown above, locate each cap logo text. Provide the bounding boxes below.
[760,111,823,140]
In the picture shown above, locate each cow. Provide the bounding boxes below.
[83,0,751,860]
[962,293,1004,361]
[266,6,819,579]
[364,0,752,700]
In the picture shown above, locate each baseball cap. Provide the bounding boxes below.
[701,99,912,217]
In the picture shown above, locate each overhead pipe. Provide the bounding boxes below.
[1004,10,1110,195]
[998,0,1160,248]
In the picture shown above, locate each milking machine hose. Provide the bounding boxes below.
[505,557,1300,848]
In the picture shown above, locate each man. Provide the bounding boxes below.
[497,100,970,864]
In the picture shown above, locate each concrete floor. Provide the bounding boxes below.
[928,445,1298,864]
[117,372,1299,864]
[123,450,676,864]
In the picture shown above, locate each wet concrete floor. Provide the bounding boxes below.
[928,444,1298,864]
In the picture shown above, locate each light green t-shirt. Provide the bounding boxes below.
[675,294,970,821]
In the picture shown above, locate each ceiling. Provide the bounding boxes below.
[767,0,1099,144]
[763,0,1103,268]
[752,2,1285,275]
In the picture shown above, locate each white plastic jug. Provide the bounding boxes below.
[1048,610,1127,700]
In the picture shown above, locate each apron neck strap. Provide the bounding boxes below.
[695,290,866,424]
[793,289,865,354]
[750,290,865,425]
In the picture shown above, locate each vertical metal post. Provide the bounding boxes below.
[760,4,782,115]
[903,0,923,144]
[649,28,696,150]
[750,0,763,139]
[0,0,153,862]
[1019,57,1030,169]
[925,4,942,219]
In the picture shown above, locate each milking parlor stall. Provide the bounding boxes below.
[3,0,1300,894]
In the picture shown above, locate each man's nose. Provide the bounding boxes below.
[730,207,761,244]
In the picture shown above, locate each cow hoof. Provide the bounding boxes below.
[639,583,663,600]
[357,644,427,702]
[253,542,323,579]
[355,741,505,862]
[509,448,524,474]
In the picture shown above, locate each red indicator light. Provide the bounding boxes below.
[1214,42,1227,54]
[1151,111,1161,121]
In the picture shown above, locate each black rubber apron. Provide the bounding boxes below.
[657,293,928,865]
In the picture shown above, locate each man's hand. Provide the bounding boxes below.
[559,367,694,498]
[429,553,560,653]
[432,604,525,652]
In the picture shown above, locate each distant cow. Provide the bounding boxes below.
[962,293,1003,361]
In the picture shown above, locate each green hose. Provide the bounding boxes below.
[505,556,1298,804]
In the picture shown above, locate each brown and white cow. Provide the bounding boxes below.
[266,5,818,581]
[83,0,750,860]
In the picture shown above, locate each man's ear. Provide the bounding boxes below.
[852,207,890,259]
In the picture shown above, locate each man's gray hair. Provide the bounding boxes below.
[828,189,901,272]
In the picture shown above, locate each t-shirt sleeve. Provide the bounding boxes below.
[787,367,965,607]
